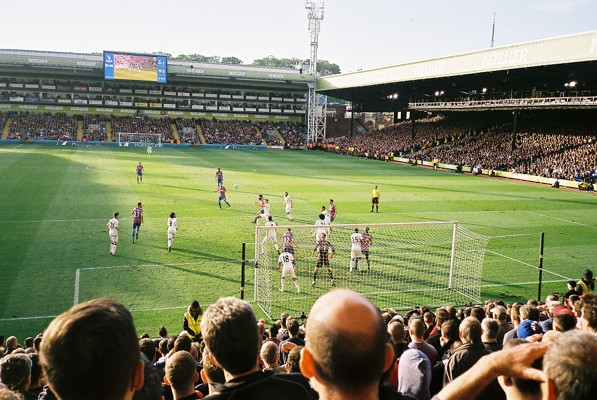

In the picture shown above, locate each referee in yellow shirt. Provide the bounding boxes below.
[371,185,380,213]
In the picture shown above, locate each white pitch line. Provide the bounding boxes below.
[488,233,534,239]
[481,279,567,288]
[12,144,23,149]
[487,249,571,280]
[74,269,81,306]
[0,314,58,322]
[523,211,595,228]
[80,262,200,271]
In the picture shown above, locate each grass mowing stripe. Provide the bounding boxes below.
[1,145,594,338]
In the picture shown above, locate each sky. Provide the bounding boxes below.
[1,0,596,73]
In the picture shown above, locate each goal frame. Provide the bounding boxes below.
[252,221,487,319]
[117,132,163,147]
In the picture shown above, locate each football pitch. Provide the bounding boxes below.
[0,144,595,338]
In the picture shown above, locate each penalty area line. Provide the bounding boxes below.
[80,262,201,271]
[523,211,595,228]
[486,250,571,280]
[481,279,567,288]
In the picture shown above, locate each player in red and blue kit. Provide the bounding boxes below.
[215,185,231,208]
[136,162,144,183]
[282,228,298,254]
[215,168,224,188]
[131,202,144,243]
[328,199,337,222]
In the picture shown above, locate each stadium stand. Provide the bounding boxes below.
[2,290,595,400]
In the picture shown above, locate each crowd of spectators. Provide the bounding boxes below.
[6,112,77,141]
[1,274,595,400]
[200,119,263,145]
[319,112,597,182]
[174,118,200,144]
[277,122,307,148]
[255,122,284,146]
[81,114,109,142]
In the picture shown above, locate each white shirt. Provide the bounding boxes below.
[107,218,119,235]
[314,219,329,239]
[167,217,177,232]
[263,203,271,216]
[278,252,295,270]
[351,233,363,250]
[265,220,277,237]
[283,195,292,211]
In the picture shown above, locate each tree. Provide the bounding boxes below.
[317,60,341,75]
[221,56,243,65]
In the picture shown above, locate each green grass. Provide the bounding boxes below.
[0,144,595,339]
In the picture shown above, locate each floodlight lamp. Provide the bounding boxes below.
[482,87,487,93]
[569,81,577,88]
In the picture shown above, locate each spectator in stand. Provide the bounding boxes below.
[437,330,596,400]
[260,341,286,374]
[503,303,523,343]
[580,297,597,333]
[517,305,543,340]
[495,339,542,400]
[133,355,164,400]
[481,318,502,353]
[0,353,35,400]
[27,354,43,399]
[491,305,513,344]
[38,298,144,400]
[140,338,157,363]
[276,346,319,400]
[553,312,577,332]
[397,349,432,400]
[200,297,310,400]
[279,317,305,365]
[299,289,400,400]
[563,280,580,301]
[4,337,19,355]
[407,318,437,365]
[196,346,224,398]
[165,351,200,400]
[444,316,504,400]
[0,389,24,400]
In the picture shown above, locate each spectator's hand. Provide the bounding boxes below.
[487,341,548,382]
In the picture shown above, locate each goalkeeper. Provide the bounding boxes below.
[311,233,335,287]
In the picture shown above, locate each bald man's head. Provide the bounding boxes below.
[302,289,390,394]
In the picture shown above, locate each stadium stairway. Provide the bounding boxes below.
[195,123,206,144]
[76,120,84,141]
[171,123,180,144]
[106,121,113,142]
[273,126,285,145]
[255,126,266,145]
[1,118,9,139]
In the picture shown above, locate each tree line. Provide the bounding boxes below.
[154,52,341,75]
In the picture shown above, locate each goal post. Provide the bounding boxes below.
[117,132,163,147]
[253,221,489,319]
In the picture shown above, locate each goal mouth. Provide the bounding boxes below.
[117,132,163,147]
[252,221,488,319]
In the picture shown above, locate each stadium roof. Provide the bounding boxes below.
[317,31,597,112]
[0,49,312,84]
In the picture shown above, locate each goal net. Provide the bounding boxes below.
[253,221,489,319]
[117,132,163,147]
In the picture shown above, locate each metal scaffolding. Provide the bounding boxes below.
[305,0,327,143]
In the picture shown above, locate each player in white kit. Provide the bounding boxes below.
[167,212,178,252]
[283,192,294,221]
[106,212,123,256]
[350,227,363,272]
[278,251,300,293]
[313,213,330,241]
[262,215,280,254]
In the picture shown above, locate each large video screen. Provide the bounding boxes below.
[104,52,167,83]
